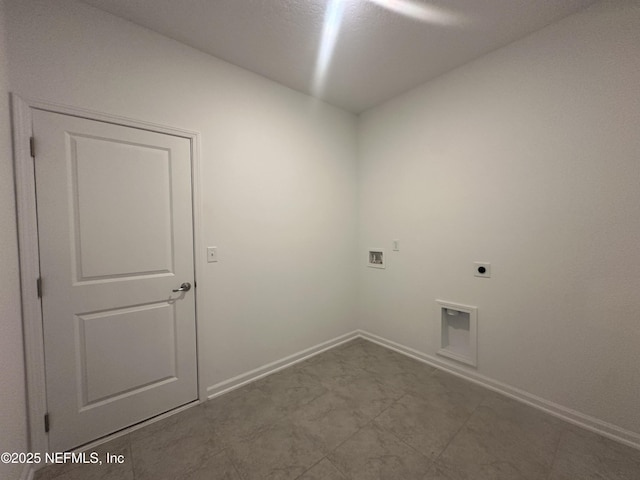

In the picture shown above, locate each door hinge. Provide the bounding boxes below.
[30,136,35,158]
[37,277,42,298]
[44,413,50,433]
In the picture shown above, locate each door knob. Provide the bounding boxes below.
[172,282,191,293]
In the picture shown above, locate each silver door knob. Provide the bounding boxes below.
[172,282,191,292]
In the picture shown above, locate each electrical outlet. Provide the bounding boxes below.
[474,262,491,278]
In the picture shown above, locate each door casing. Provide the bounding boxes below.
[11,94,206,455]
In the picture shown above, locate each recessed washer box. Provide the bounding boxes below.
[436,299,477,367]
[367,248,385,269]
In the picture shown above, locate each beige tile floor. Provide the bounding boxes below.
[35,338,640,479]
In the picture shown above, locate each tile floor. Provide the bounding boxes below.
[35,338,640,480]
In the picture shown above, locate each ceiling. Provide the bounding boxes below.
[81,0,596,113]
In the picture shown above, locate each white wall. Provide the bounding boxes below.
[6,0,359,394]
[6,0,640,460]
[0,0,29,478]
[358,0,640,436]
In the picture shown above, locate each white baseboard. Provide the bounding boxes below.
[75,327,638,457]
[31,332,359,461]
[206,330,360,399]
[357,329,640,451]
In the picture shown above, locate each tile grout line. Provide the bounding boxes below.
[222,447,245,480]
[545,427,568,480]
[325,455,349,479]
[224,357,346,479]
[428,391,488,470]
[359,345,468,469]
[223,443,250,480]
[479,395,570,479]
[324,343,449,473]
[367,389,453,470]
[292,454,331,480]
[316,389,409,478]
[128,435,141,480]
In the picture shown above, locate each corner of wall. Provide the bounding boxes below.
[0,0,30,478]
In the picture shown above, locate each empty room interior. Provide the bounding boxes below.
[1,0,640,479]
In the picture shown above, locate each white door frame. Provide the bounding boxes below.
[11,94,206,454]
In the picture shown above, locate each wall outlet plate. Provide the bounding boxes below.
[474,262,491,278]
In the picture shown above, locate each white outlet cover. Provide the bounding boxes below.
[474,262,491,278]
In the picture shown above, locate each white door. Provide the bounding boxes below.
[33,110,198,452]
